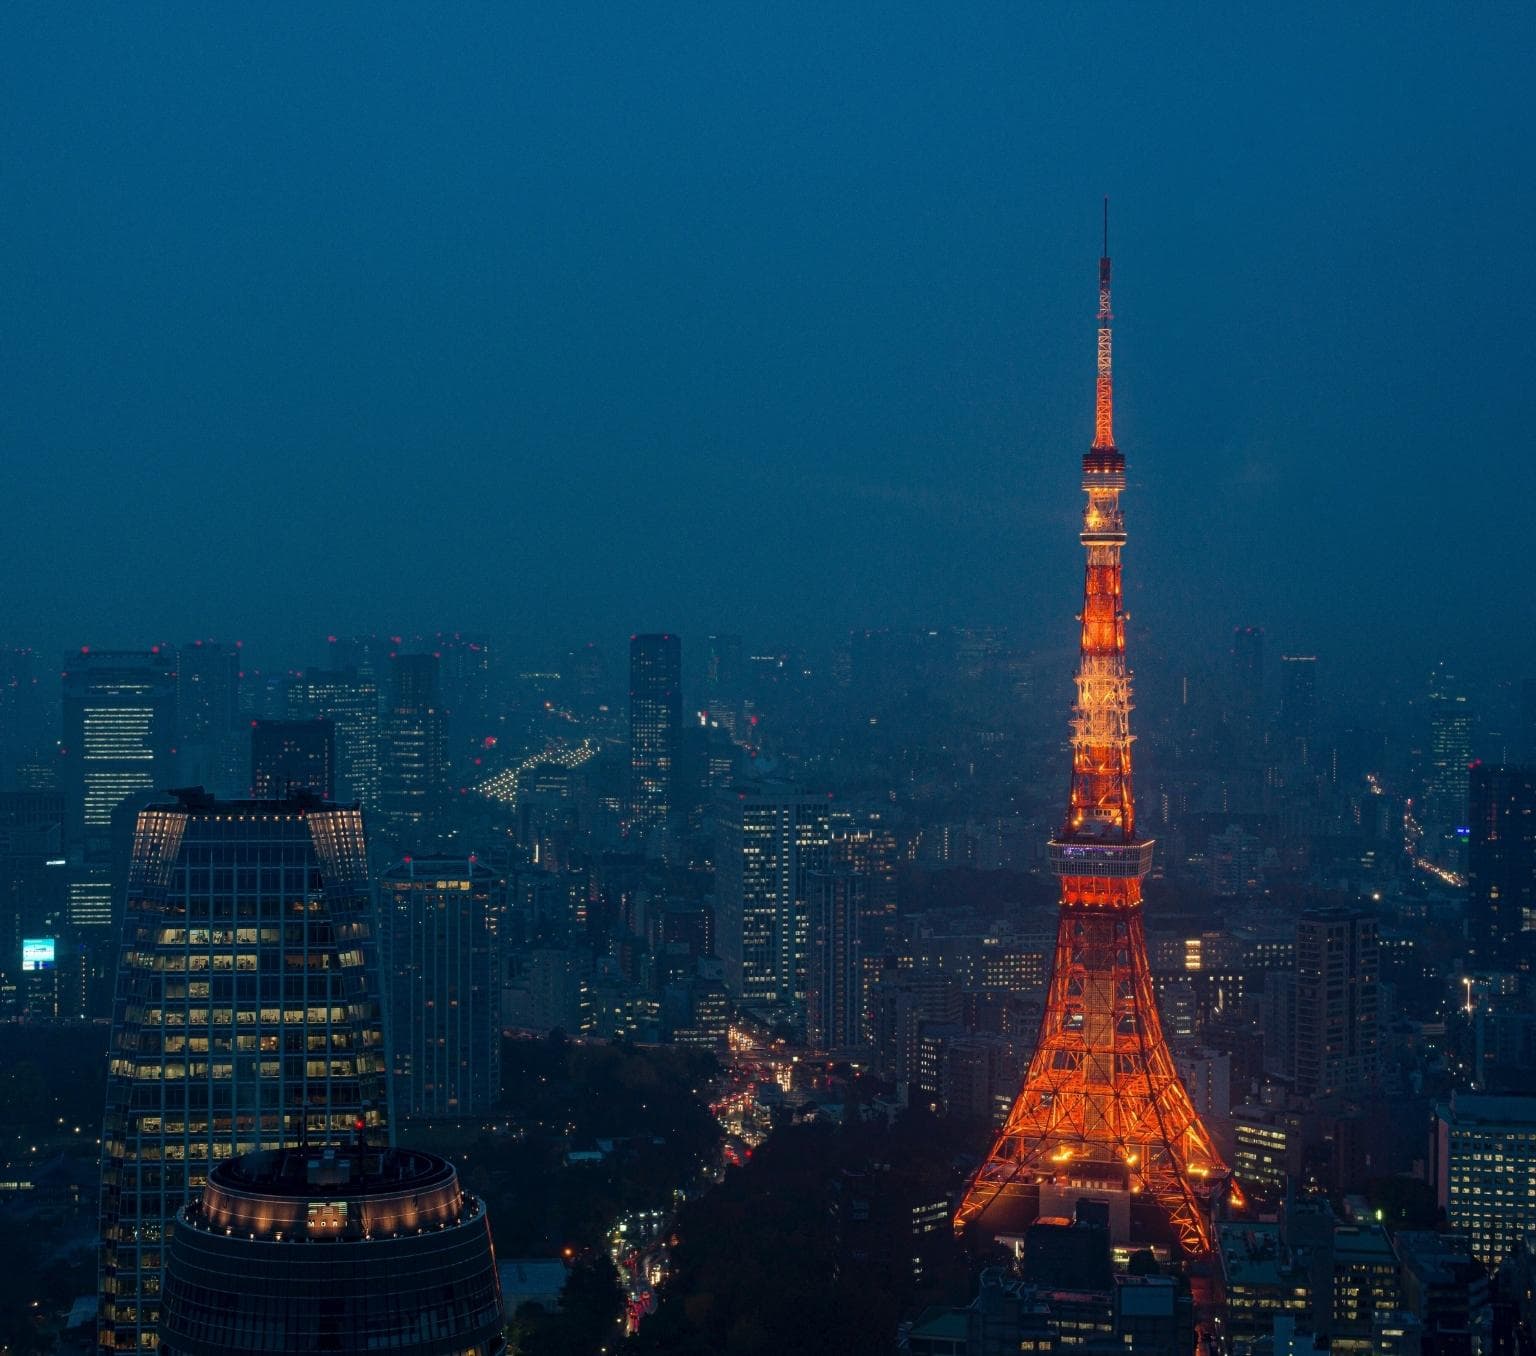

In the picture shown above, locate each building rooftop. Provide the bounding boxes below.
[1437,1092,1536,1126]
[1218,1222,1289,1288]
[181,1145,477,1244]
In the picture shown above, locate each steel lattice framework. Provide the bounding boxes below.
[955,213,1230,1255]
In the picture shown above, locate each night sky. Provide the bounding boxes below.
[3,5,1532,681]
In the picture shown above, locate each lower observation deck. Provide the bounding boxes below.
[1048,837,1154,880]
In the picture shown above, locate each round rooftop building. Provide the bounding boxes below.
[161,1145,504,1355]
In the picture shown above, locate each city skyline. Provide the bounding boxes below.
[0,8,1533,1354]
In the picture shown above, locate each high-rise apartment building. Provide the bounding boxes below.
[628,633,682,840]
[288,668,380,809]
[379,855,503,1119]
[715,787,831,1008]
[62,649,177,857]
[1430,1092,1536,1269]
[176,641,242,796]
[97,789,388,1353]
[806,865,865,1051]
[250,718,335,799]
[378,654,447,842]
[1466,763,1536,963]
[1294,907,1379,1099]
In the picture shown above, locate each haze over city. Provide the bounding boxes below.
[5,5,1533,683]
[0,7,1534,1356]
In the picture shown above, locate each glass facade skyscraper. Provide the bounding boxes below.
[288,668,380,810]
[97,789,388,1353]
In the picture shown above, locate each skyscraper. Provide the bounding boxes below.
[1230,626,1264,754]
[1423,661,1473,866]
[176,641,242,797]
[628,633,682,840]
[97,789,388,1352]
[161,1146,504,1355]
[806,864,865,1051]
[704,632,745,732]
[1278,654,1318,767]
[379,854,503,1119]
[715,787,832,1010]
[956,223,1227,1255]
[1294,906,1379,1099]
[0,647,48,788]
[378,654,447,842]
[62,648,177,857]
[1466,764,1536,963]
[288,668,380,810]
[250,718,335,799]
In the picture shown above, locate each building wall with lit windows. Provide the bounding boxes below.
[288,668,380,810]
[96,790,388,1354]
[61,649,176,857]
[714,788,831,1009]
[1431,1092,1536,1268]
[379,855,503,1120]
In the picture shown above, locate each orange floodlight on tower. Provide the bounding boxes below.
[954,205,1230,1255]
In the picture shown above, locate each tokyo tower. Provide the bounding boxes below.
[954,208,1230,1255]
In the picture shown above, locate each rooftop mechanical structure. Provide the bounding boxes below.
[955,208,1231,1255]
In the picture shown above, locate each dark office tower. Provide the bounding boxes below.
[380,855,503,1120]
[1229,626,1264,753]
[1294,907,1379,1099]
[250,719,335,800]
[431,632,493,738]
[564,641,610,719]
[0,647,48,788]
[715,787,832,1008]
[1424,661,1474,866]
[1466,765,1536,963]
[97,789,388,1354]
[160,1146,504,1355]
[61,649,177,857]
[806,866,865,1051]
[378,654,447,842]
[176,641,242,796]
[704,633,745,730]
[289,669,379,810]
[628,634,682,840]
[1278,654,1318,765]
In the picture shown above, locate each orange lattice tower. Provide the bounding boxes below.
[954,207,1230,1255]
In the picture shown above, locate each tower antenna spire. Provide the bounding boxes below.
[1093,200,1115,450]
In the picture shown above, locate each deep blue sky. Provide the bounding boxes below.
[3,5,1532,682]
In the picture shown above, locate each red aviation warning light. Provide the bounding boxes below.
[954,205,1231,1256]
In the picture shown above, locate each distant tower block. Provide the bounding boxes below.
[955,208,1230,1255]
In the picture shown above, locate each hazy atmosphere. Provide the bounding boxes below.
[4,5,1532,676]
